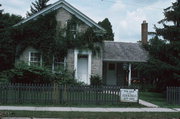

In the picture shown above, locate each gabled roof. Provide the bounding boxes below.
[103,41,148,62]
[15,0,105,32]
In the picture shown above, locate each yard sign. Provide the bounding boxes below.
[120,89,139,102]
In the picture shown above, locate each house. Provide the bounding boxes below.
[15,0,148,86]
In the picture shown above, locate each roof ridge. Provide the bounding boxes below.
[14,0,105,32]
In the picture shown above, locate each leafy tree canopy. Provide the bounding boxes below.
[0,13,22,30]
[0,8,22,71]
[98,18,114,41]
[27,0,50,17]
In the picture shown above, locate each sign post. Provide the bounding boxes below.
[120,89,139,103]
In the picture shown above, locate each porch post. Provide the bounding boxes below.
[74,49,78,79]
[88,51,92,85]
[128,63,132,86]
[52,55,55,72]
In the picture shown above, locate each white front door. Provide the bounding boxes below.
[106,63,117,85]
[77,55,88,84]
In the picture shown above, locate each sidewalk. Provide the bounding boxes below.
[139,99,159,108]
[0,106,179,112]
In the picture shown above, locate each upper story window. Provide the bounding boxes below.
[29,52,42,66]
[70,25,77,32]
[71,25,77,39]
[66,20,78,39]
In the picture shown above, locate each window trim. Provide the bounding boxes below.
[52,55,66,72]
[28,51,42,66]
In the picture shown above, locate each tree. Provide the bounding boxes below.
[156,0,180,42]
[155,0,180,84]
[138,0,180,91]
[0,13,22,29]
[0,4,3,15]
[27,0,50,17]
[98,18,114,41]
[0,11,22,71]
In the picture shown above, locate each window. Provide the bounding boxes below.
[108,63,115,70]
[70,25,76,32]
[52,56,66,72]
[131,65,139,78]
[29,52,42,66]
[71,24,77,39]
[66,20,78,39]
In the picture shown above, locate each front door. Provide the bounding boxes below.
[77,55,88,84]
[106,63,117,85]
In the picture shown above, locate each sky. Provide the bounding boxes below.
[0,0,176,42]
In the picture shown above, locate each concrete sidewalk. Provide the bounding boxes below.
[0,106,179,112]
[139,99,159,108]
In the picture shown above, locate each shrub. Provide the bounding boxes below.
[0,71,11,83]
[9,63,53,84]
[0,62,84,85]
[52,70,82,85]
[90,75,102,86]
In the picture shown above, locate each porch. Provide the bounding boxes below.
[103,62,139,86]
[102,41,148,86]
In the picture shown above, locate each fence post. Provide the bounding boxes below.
[63,85,67,104]
[166,87,168,104]
[18,83,21,104]
[178,87,180,105]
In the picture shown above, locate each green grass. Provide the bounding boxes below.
[0,111,180,119]
[140,91,180,108]
[0,102,143,108]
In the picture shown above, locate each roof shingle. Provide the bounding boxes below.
[103,42,148,62]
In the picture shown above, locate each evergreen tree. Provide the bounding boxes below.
[156,0,180,42]
[155,0,180,84]
[98,18,114,41]
[0,4,3,15]
[27,0,50,17]
[138,0,180,91]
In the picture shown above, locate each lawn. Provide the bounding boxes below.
[0,111,180,119]
[139,91,180,108]
[0,102,143,108]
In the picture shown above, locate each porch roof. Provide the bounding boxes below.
[103,41,148,62]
